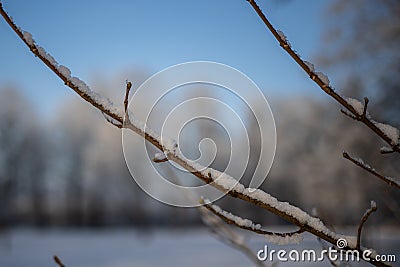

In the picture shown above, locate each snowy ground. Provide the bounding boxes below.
[0,228,398,267]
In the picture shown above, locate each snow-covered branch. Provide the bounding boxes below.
[357,201,377,250]
[152,152,168,163]
[343,151,400,189]
[246,0,400,154]
[317,238,341,267]
[53,255,65,267]
[0,0,332,239]
[123,81,132,121]
[200,198,304,240]
[0,3,391,266]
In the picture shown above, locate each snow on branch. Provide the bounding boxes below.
[317,238,341,267]
[200,198,304,244]
[342,97,399,147]
[357,201,377,250]
[345,97,369,117]
[0,4,391,266]
[0,4,123,125]
[102,112,123,128]
[200,198,262,231]
[343,151,400,189]
[199,207,270,267]
[246,0,400,154]
[53,255,66,267]
[1,1,327,234]
[200,206,246,246]
[0,1,358,241]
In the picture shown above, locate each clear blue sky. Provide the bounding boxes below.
[0,1,333,116]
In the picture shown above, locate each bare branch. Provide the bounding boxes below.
[246,0,400,153]
[53,255,65,267]
[343,151,400,189]
[357,201,378,250]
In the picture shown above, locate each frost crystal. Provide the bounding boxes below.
[370,200,377,209]
[346,97,364,115]
[374,121,399,145]
[316,72,330,86]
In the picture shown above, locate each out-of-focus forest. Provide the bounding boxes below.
[0,0,399,228]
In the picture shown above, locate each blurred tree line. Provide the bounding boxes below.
[0,0,399,228]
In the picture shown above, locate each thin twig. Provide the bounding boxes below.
[124,81,132,121]
[102,112,123,128]
[317,238,340,267]
[200,207,270,267]
[153,157,168,163]
[380,147,394,154]
[362,97,369,117]
[152,152,168,163]
[343,151,400,189]
[246,0,400,153]
[341,97,370,122]
[53,255,65,267]
[201,199,303,237]
[357,201,377,250]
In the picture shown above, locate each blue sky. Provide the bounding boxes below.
[0,1,333,116]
